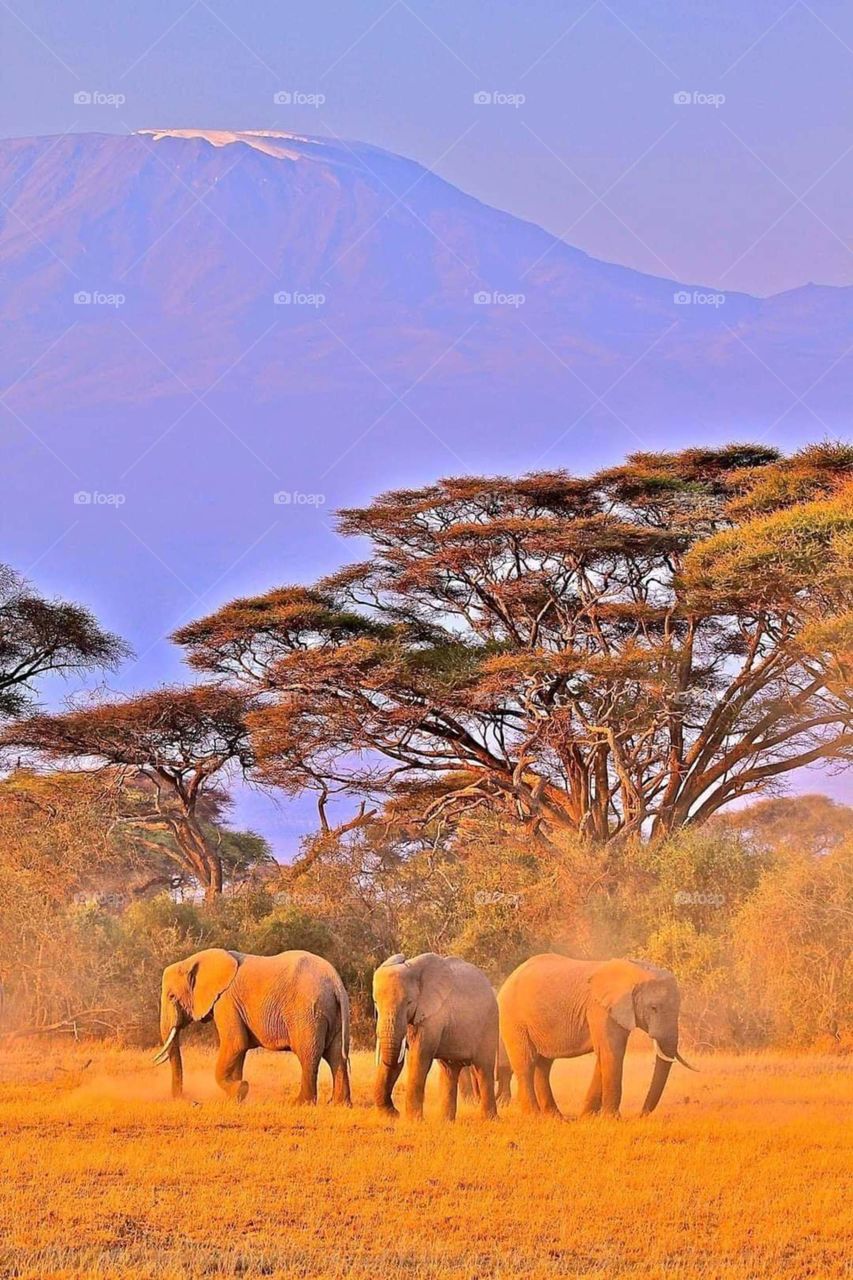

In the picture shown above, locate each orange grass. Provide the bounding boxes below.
[0,1041,849,1279]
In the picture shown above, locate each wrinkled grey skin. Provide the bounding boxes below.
[459,1034,510,1106]
[373,953,499,1120]
[155,948,351,1105]
[498,954,693,1117]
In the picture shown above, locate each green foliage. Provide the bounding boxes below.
[633,826,770,929]
[208,827,277,886]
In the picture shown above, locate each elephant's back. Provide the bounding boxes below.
[500,953,599,998]
[234,951,347,1052]
[498,955,600,1056]
[238,951,345,1011]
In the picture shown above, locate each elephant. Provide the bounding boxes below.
[154,948,351,1105]
[460,1034,510,1105]
[498,954,694,1117]
[372,953,499,1120]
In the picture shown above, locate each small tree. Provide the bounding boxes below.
[174,444,853,850]
[711,794,853,859]
[0,565,126,721]
[0,767,272,902]
[2,686,255,899]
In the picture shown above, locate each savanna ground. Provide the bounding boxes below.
[0,1042,849,1280]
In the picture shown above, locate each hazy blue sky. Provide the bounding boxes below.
[4,0,853,296]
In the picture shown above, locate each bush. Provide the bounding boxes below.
[1,789,850,1053]
[0,888,347,1045]
[732,842,853,1047]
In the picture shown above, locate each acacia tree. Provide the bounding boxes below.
[0,565,126,721]
[174,444,853,850]
[711,794,853,859]
[0,767,271,902]
[1,686,255,898]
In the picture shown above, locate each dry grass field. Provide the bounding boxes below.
[0,1040,850,1280]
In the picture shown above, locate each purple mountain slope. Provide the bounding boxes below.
[2,128,852,431]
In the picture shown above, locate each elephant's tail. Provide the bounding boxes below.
[336,980,351,1064]
[496,1035,512,1105]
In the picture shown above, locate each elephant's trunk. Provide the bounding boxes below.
[374,1010,406,1111]
[640,1050,673,1114]
[637,1034,676,1116]
[156,995,184,1099]
[376,1010,407,1069]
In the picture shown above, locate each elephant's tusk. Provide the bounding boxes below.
[153,1027,177,1065]
[375,1040,380,1066]
[398,1037,407,1065]
[676,1050,699,1072]
[653,1039,677,1064]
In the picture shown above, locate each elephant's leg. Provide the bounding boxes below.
[324,1028,351,1106]
[533,1058,560,1116]
[509,1033,539,1114]
[599,1024,629,1117]
[472,1060,498,1120]
[458,1067,479,1102]
[404,1044,432,1120]
[516,1062,538,1112]
[495,1052,512,1107]
[213,1001,250,1101]
[437,1061,460,1122]
[296,1041,323,1105]
[215,1045,249,1101]
[375,1057,404,1115]
[580,1057,602,1116]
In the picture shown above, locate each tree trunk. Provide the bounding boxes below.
[173,814,224,899]
[204,856,223,901]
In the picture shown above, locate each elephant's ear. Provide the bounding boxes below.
[589,960,639,1032]
[378,953,407,969]
[187,949,239,1021]
[411,955,454,1027]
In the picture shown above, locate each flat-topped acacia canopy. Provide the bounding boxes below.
[172,443,853,848]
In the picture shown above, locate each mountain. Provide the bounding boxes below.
[2,128,850,851]
[2,128,852,436]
